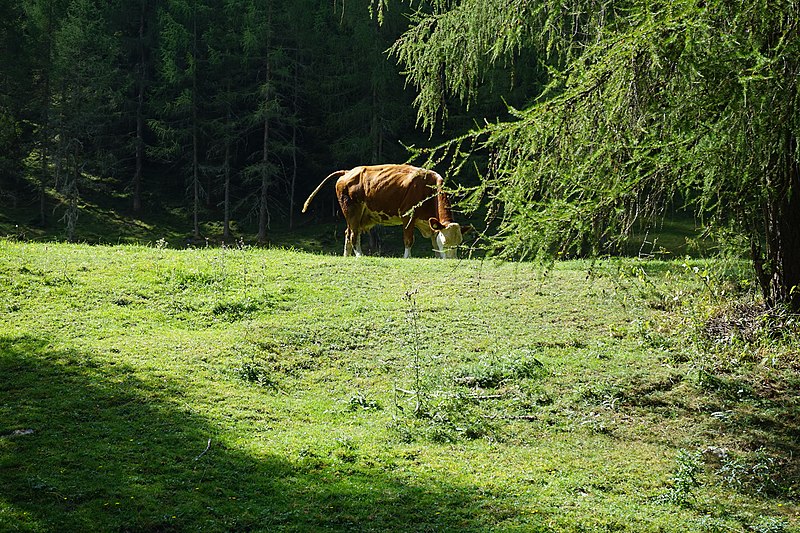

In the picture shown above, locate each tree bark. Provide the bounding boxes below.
[258,54,271,245]
[191,0,200,240]
[223,137,231,241]
[289,52,298,230]
[133,0,146,213]
[767,136,800,311]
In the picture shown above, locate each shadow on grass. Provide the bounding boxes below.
[0,335,493,532]
[700,370,800,490]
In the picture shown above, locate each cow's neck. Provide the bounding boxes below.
[437,190,455,224]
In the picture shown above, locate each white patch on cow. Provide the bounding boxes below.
[432,222,464,259]
[344,228,367,257]
[363,207,402,228]
[404,247,412,258]
[354,233,363,257]
[344,232,363,257]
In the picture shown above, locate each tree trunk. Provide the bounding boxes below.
[222,139,231,241]
[133,0,146,213]
[756,135,800,312]
[191,1,200,240]
[64,142,80,243]
[770,138,800,311]
[258,56,270,245]
[192,106,200,240]
[39,147,48,226]
[289,52,299,230]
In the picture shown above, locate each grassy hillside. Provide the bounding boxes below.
[1,241,797,531]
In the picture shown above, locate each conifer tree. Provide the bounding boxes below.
[17,0,70,226]
[152,0,210,240]
[203,0,252,241]
[238,1,296,244]
[24,0,121,239]
[124,0,158,213]
[308,2,413,166]
[0,3,29,199]
[389,0,800,311]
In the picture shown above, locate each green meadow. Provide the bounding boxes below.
[1,241,798,531]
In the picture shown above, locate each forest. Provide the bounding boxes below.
[1,0,799,310]
[0,0,426,241]
[0,0,527,244]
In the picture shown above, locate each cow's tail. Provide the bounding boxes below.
[302,170,347,213]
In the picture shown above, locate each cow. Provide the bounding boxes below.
[302,164,471,258]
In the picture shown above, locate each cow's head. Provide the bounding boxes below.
[429,218,472,258]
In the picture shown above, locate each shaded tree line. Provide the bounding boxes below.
[0,0,427,243]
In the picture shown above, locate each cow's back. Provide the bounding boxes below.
[341,165,439,220]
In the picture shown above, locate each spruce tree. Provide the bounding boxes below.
[0,3,28,199]
[239,0,296,244]
[152,0,211,240]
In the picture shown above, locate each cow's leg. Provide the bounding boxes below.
[353,231,363,257]
[338,191,363,258]
[343,228,354,256]
[403,218,415,258]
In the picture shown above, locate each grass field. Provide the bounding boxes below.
[1,240,798,532]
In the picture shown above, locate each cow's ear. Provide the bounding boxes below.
[429,218,445,231]
[461,224,473,235]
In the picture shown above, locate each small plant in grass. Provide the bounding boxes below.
[391,396,501,443]
[452,350,545,389]
[713,447,785,497]
[393,289,505,442]
[232,344,277,388]
[751,516,789,533]
[212,298,260,321]
[332,436,358,463]
[235,356,275,387]
[347,392,382,412]
[695,514,730,532]
[400,289,427,416]
[657,449,703,506]
[424,394,497,443]
[629,264,675,311]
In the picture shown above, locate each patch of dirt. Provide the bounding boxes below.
[704,303,767,344]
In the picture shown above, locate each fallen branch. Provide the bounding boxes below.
[469,394,505,400]
[194,438,212,461]
[482,414,538,421]
[0,429,35,439]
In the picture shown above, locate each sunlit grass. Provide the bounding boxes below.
[1,241,797,531]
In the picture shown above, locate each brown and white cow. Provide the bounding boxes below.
[302,164,471,258]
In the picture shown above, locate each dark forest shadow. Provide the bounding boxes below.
[0,335,496,532]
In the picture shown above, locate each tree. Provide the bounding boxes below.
[51,0,123,240]
[0,3,28,200]
[239,0,281,245]
[16,0,70,226]
[152,0,210,240]
[8,0,123,239]
[309,2,413,167]
[115,0,158,214]
[203,0,251,241]
[388,0,800,311]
